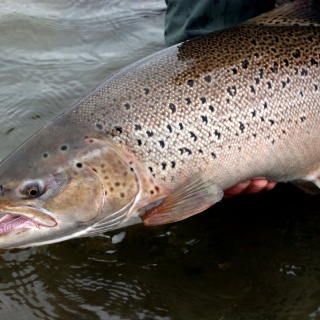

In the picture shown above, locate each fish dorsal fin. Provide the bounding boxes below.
[246,0,320,26]
[141,173,223,226]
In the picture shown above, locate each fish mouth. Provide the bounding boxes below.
[0,206,57,235]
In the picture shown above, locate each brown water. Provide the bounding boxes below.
[1,1,320,319]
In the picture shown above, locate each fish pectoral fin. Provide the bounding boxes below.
[141,173,223,226]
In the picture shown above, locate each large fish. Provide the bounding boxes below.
[0,0,318,249]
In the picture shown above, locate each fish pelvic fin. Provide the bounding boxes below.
[141,173,223,226]
[246,0,320,26]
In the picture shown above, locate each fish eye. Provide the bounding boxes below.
[21,181,43,199]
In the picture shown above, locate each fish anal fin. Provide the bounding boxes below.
[141,173,223,226]
[246,0,320,26]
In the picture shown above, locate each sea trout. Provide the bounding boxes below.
[0,0,318,249]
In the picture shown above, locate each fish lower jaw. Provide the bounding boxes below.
[0,213,56,236]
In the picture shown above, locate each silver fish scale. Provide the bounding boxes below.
[68,24,320,190]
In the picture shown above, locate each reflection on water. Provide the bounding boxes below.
[1,1,320,319]
[0,0,165,160]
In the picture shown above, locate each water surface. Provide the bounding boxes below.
[0,1,320,319]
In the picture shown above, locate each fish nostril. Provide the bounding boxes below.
[0,185,4,196]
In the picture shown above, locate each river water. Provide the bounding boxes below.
[0,1,320,319]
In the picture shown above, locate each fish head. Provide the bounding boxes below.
[0,123,140,249]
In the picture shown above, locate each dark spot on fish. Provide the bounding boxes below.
[301,116,306,122]
[110,187,114,192]
[124,103,131,110]
[155,186,159,192]
[301,68,308,76]
[198,149,203,154]
[283,58,289,66]
[171,161,176,168]
[169,103,176,113]
[314,84,318,91]
[200,97,206,103]
[31,115,41,120]
[150,190,154,195]
[185,97,191,104]
[43,153,48,158]
[282,130,286,134]
[294,68,299,75]
[287,77,290,83]
[267,81,272,89]
[310,57,318,66]
[114,126,123,134]
[214,130,221,139]
[251,39,257,45]
[271,48,276,53]
[264,102,268,109]
[201,115,208,124]
[135,124,142,130]
[227,86,237,96]
[146,130,153,137]
[292,49,301,59]
[179,123,184,130]
[255,78,260,84]
[307,35,313,42]
[253,133,257,138]
[282,81,286,88]
[241,60,249,69]
[190,131,197,141]
[76,163,83,168]
[137,139,142,146]
[148,167,153,172]
[115,182,120,187]
[179,148,183,154]
[300,90,304,97]
[204,75,211,83]
[187,79,194,87]
[239,122,245,133]
[254,52,259,58]
[144,88,150,95]
[251,110,256,117]
[167,124,172,133]
[250,85,256,94]
[92,168,97,173]
[269,119,275,125]
[211,152,216,159]
[274,36,279,43]
[60,145,67,151]
[272,139,275,144]
[162,162,166,170]
[159,140,165,148]
[96,123,103,130]
[270,66,278,73]
[184,148,192,155]
[232,68,237,74]
[261,117,265,122]
[259,69,264,79]
[120,193,125,198]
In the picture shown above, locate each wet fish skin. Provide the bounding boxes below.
[0,0,318,248]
